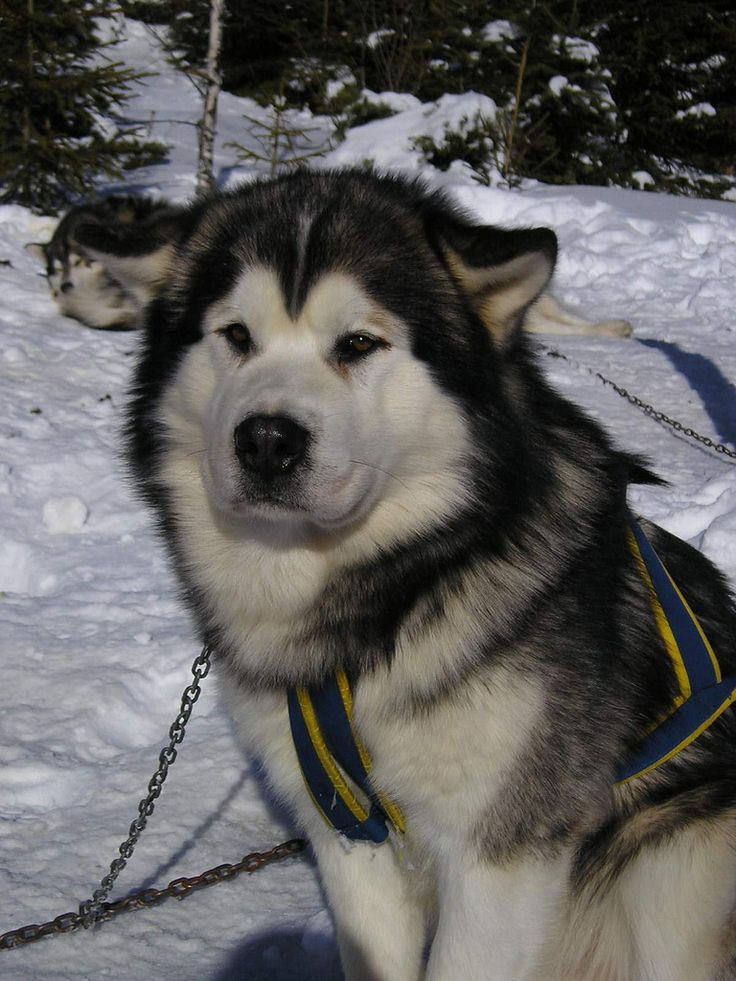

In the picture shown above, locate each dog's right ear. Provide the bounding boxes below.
[73,215,184,306]
[24,242,48,263]
[436,219,558,348]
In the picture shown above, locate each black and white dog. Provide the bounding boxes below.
[25,196,186,330]
[79,171,734,980]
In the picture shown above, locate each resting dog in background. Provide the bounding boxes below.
[25,196,187,330]
[27,193,632,338]
[77,171,734,980]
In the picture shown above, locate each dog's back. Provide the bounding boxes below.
[25,196,181,330]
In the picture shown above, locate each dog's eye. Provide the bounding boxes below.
[335,333,385,364]
[220,322,253,354]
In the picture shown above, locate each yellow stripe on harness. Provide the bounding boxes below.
[295,686,370,823]
[335,670,406,834]
[627,528,690,708]
[618,685,736,784]
[616,521,736,784]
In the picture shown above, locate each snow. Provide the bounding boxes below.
[676,101,717,119]
[632,170,655,189]
[482,20,519,42]
[557,35,599,63]
[1,16,735,981]
[329,92,497,173]
[42,496,89,535]
[549,75,569,96]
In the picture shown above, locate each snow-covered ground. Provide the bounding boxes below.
[1,18,735,981]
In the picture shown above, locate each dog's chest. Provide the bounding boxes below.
[226,662,542,845]
[354,669,543,838]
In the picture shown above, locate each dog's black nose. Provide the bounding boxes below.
[60,281,74,293]
[233,415,309,479]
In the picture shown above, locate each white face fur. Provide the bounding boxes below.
[157,266,473,564]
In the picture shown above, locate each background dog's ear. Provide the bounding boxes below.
[73,217,182,307]
[439,222,557,346]
[24,242,48,263]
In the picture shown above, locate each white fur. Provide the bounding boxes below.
[545,820,736,980]
[52,255,139,329]
[427,849,571,980]
[222,664,545,981]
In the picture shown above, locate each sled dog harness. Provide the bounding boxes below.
[287,671,406,842]
[615,520,736,783]
[288,520,736,840]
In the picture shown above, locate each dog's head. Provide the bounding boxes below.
[78,171,557,547]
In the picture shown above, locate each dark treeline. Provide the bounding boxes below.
[136,0,735,197]
[2,0,734,212]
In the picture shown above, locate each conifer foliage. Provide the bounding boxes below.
[0,0,166,214]
[149,0,735,200]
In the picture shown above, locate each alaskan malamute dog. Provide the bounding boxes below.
[79,171,734,980]
[25,196,186,330]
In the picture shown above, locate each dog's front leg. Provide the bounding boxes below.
[426,847,569,981]
[311,830,426,981]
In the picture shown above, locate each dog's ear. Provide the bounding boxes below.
[438,221,557,346]
[73,214,185,306]
[24,242,49,263]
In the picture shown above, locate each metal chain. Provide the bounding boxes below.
[542,346,736,462]
[78,644,214,927]
[0,839,306,950]
[0,643,307,951]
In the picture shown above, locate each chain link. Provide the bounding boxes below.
[0,644,307,951]
[77,644,214,927]
[542,346,736,461]
[0,839,306,950]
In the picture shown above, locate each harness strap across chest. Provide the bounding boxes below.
[287,671,405,842]
[615,521,736,782]
[288,520,736,840]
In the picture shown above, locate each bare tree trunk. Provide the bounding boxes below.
[195,0,224,197]
[503,37,530,184]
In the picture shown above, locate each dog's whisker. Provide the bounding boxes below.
[349,459,410,490]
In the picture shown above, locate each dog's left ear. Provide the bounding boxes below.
[438,221,558,345]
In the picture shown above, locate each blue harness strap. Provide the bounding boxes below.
[288,520,736,839]
[287,672,405,842]
[616,521,736,783]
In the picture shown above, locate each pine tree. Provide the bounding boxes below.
[130,0,736,199]
[595,1,736,195]
[0,0,167,214]
[225,93,331,176]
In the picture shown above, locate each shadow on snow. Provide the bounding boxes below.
[636,338,736,448]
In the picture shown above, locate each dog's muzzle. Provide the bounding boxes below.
[233,414,309,480]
